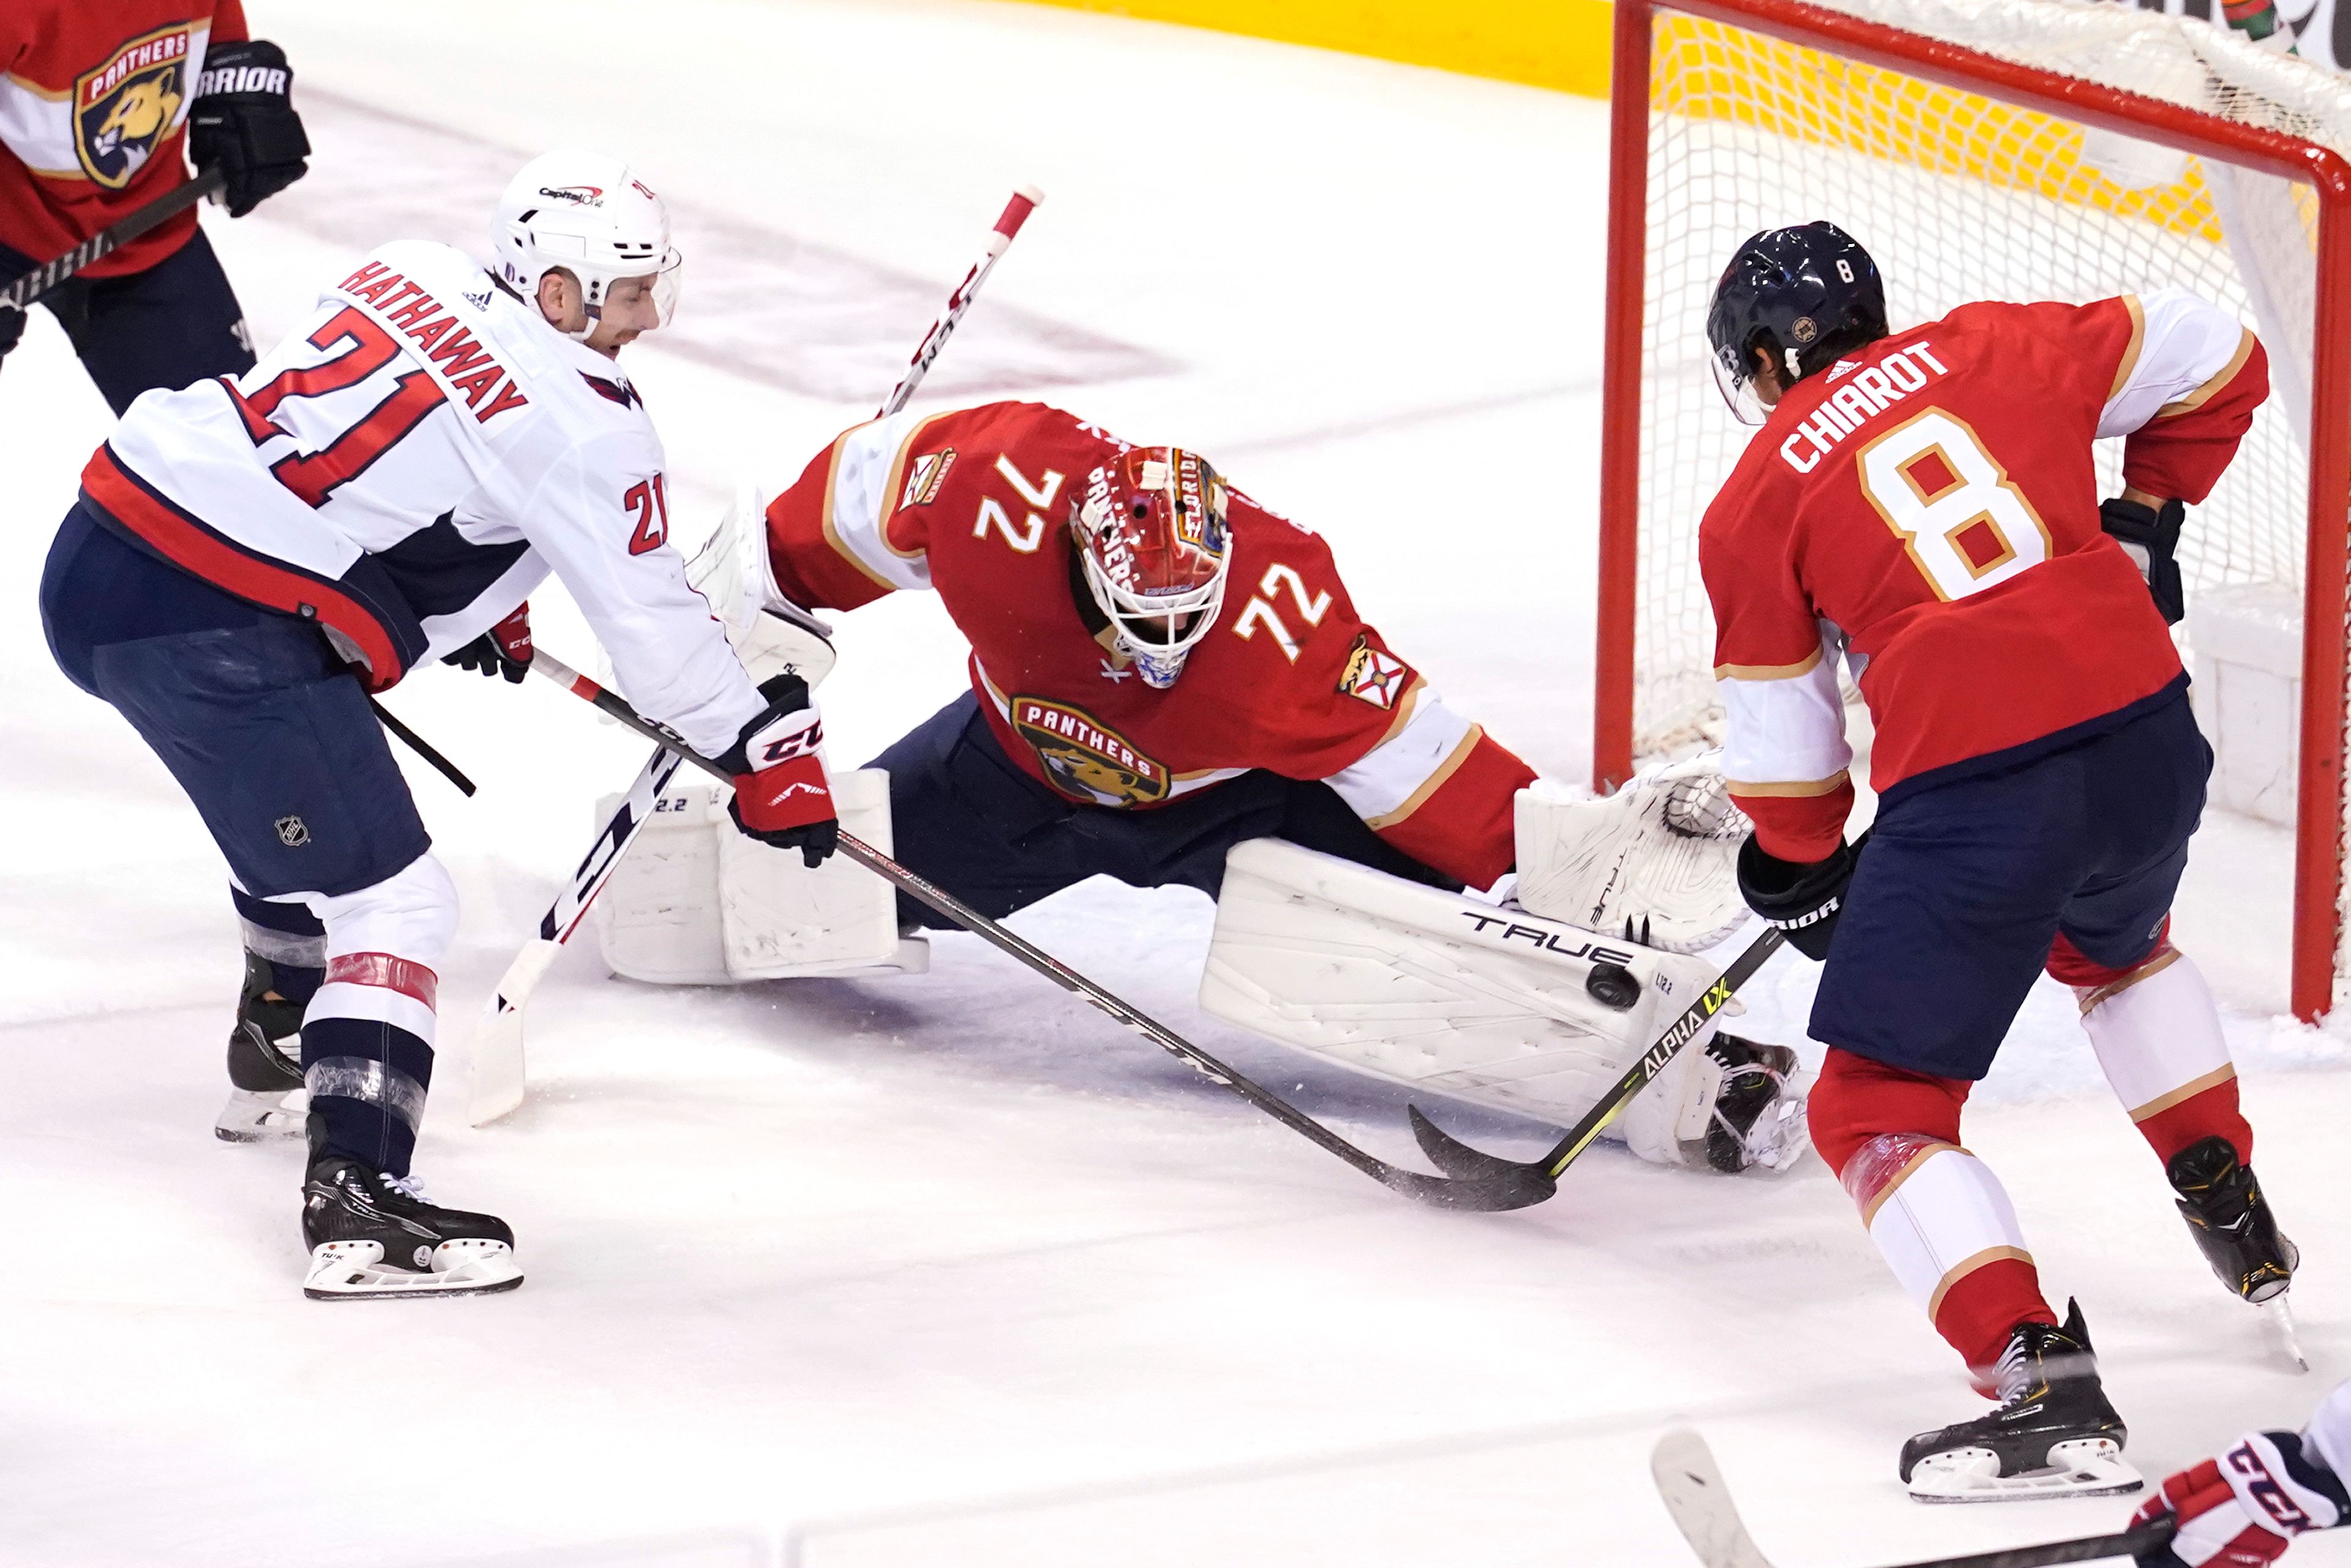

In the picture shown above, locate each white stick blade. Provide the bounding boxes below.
[1652,1428,1775,1568]
[466,939,561,1127]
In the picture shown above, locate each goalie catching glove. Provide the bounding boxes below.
[720,672,837,867]
[1512,753,1751,953]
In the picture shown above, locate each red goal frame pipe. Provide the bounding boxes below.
[1596,0,2351,1018]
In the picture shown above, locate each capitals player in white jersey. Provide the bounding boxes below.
[2123,1381,2351,1567]
[37,151,838,1298]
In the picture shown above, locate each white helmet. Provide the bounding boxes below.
[492,149,681,339]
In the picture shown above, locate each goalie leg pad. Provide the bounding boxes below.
[1199,838,1790,1161]
[593,768,925,985]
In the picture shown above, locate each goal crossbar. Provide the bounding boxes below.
[1596,0,2351,1019]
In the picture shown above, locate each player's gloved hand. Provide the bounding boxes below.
[1736,830,1869,962]
[721,672,838,868]
[2129,1431,2344,1568]
[441,605,532,683]
[0,302,24,369]
[189,41,311,217]
[2100,495,2187,625]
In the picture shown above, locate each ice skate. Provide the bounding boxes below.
[1703,1033,1809,1173]
[215,955,309,1142]
[301,1133,522,1300]
[2169,1135,2297,1304]
[1899,1300,2141,1502]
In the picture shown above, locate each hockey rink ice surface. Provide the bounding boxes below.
[6,2,2351,1563]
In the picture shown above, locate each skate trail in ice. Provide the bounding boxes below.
[0,1,2344,1564]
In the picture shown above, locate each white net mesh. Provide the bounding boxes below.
[1629,0,2351,993]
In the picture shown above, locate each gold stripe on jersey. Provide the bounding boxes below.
[2155,326,2257,418]
[1365,723,1483,830]
[1726,769,1850,798]
[1713,646,1823,681]
[2108,293,2147,402]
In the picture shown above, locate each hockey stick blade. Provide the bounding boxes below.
[526,650,1545,1211]
[1409,926,1787,1189]
[1652,1428,2177,1568]
[467,938,561,1125]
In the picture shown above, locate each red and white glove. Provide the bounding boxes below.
[722,673,837,868]
[442,604,533,683]
[2134,1433,2344,1568]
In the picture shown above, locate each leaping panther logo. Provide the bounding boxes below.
[74,26,194,190]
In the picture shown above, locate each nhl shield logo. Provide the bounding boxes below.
[74,26,195,190]
[275,815,311,849]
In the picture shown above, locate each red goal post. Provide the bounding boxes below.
[1594,0,2351,1019]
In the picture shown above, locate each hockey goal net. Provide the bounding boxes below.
[1597,0,2351,1017]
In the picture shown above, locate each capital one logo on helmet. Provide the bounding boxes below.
[537,184,604,205]
[75,25,194,189]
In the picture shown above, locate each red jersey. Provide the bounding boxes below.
[1701,290,2267,861]
[765,401,1535,890]
[0,1,246,277]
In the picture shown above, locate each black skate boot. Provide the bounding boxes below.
[1898,1300,2140,1502]
[2168,1135,2298,1304]
[301,1124,522,1300]
[1703,1034,1807,1173]
[216,954,308,1142]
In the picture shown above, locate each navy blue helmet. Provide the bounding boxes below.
[1705,222,1888,424]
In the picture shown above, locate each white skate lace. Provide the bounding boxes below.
[1992,1335,2034,1406]
[382,1172,430,1202]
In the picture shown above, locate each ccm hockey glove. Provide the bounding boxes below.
[441,605,532,683]
[2132,1431,2345,1568]
[2101,495,2188,625]
[721,672,837,868]
[1737,830,1869,962]
[189,41,311,217]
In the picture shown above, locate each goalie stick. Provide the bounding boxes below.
[527,647,1551,1212]
[2,168,225,312]
[1406,925,1787,1201]
[465,186,1041,1125]
[1651,1428,2175,1568]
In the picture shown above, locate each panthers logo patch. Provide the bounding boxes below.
[1010,697,1169,807]
[75,26,195,190]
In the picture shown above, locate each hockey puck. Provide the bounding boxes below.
[1585,962,1641,1010]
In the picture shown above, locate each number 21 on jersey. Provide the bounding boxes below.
[1856,408,2053,601]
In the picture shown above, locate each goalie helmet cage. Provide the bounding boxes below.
[1593,0,2351,1019]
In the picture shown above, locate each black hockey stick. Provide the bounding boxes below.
[527,648,1551,1212]
[368,697,476,797]
[1404,925,1787,1199]
[1652,1427,2172,1568]
[2,169,226,312]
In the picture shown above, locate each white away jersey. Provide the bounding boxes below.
[83,239,762,759]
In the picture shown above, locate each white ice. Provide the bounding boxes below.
[1,2,2345,1564]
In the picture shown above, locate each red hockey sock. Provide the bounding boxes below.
[1812,1048,2058,1392]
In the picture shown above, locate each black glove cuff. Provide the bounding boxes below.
[2098,495,2184,553]
[1737,832,1865,961]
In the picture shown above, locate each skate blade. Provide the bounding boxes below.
[1907,1439,2143,1504]
[214,1087,307,1143]
[2264,1297,2311,1374]
[302,1239,524,1301]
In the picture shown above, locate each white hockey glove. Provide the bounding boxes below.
[1513,753,1750,953]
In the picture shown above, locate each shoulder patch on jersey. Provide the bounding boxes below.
[581,372,642,410]
[1338,634,1406,710]
[75,24,195,190]
[902,449,956,509]
[1010,696,1169,806]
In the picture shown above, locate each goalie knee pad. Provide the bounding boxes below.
[1198,838,1804,1170]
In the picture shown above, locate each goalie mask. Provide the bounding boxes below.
[1071,447,1233,689]
[494,149,683,340]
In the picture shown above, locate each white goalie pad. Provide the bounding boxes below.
[683,475,839,686]
[1512,752,1750,954]
[1198,838,1733,1161]
[593,768,928,985]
